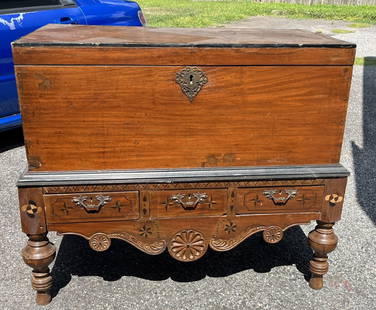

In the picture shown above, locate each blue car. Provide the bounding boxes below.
[0,0,146,131]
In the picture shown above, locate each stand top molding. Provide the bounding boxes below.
[17,164,349,187]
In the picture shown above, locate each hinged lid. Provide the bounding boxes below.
[13,24,355,66]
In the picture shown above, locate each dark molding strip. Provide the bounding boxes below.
[17,164,349,187]
[13,42,356,48]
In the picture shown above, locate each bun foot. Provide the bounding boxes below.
[309,274,323,290]
[36,292,52,306]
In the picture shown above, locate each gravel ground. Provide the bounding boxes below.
[1,17,375,310]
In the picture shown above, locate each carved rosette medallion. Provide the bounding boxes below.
[89,233,111,252]
[262,226,284,244]
[168,229,208,262]
[175,67,208,101]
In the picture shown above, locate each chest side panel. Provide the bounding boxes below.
[17,65,351,171]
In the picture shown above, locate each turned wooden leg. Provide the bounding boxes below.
[22,234,56,305]
[308,221,338,290]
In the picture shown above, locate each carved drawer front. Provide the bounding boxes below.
[236,186,324,214]
[150,189,227,218]
[44,191,139,223]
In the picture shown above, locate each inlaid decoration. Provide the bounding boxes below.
[21,202,42,217]
[43,179,325,194]
[58,202,74,216]
[296,194,316,207]
[325,194,343,205]
[244,193,263,209]
[224,221,237,234]
[139,224,153,238]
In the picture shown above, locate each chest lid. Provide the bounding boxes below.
[12,24,355,66]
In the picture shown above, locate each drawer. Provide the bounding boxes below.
[44,191,139,223]
[150,189,227,218]
[236,186,324,214]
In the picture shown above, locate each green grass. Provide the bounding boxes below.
[331,29,355,34]
[355,57,376,65]
[348,22,371,28]
[138,0,376,28]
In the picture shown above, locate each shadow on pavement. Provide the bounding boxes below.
[50,226,312,298]
[0,127,24,153]
[352,57,376,225]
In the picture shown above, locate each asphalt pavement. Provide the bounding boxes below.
[0,17,375,310]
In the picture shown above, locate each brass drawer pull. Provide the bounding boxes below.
[263,189,298,205]
[72,195,112,213]
[170,193,208,210]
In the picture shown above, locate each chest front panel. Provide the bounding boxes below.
[17,64,351,171]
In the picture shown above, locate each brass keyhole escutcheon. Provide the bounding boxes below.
[176,67,208,102]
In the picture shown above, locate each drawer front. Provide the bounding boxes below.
[150,189,227,218]
[44,191,139,223]
[236,186,324,214]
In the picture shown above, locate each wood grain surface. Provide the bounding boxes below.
[12,25,355,66]
[13,46,355,66]
[14,24,354,47]
[17,65,352,171]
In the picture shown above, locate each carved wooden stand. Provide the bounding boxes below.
[17,166,348,304]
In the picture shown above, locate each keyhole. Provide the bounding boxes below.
[189,74,193,85]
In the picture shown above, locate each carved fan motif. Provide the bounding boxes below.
[168,229,207,262]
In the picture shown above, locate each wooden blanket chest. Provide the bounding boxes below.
[13,24,355,305]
